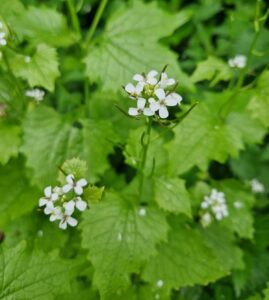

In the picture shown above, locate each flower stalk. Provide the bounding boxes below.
[138,118,152,203]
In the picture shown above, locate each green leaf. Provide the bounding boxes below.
[0,241,78,299]
[166,99,244,175]
[247,70,269,127]
[142,220,228,291]
[84,1,194,92]
[15,6,76,47]
[199,224,244,271]
[10,44,60,91]
[21,106,116,187]
[0,158,39,227]
[264,282,269,300]
[154,177,191,216]
[80,192,168,299]
[191,56,232,86]
[0,121,20,165]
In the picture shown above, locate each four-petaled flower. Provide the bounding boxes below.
[62,174,88,195]
[39,186,58,208]
[128,98,154,117]
[159,72,176,88]
[125,83,143,98]
[59,208,78,230]
[133,70,158,86]
[149,89,182,119]
[44,205,62,222]
[64,197,87,212]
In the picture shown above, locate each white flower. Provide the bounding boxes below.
[39,186,58,208]
[250,179,265,193]
[149,89,182,119]
[62,174,88,195]
[24,56,31,63]
[64,197,87,212]
[138,207,147,217]
[200,189,228,225]
[228,55,247,69]
[156,280,164,288]
[44,205,62,222]
[59,208,78,230]
[0,32,6,46]
[25,88,45,102]
[159,72,175,88]
[201,212,212,227]
[125,82,143,98]
[128,98,154,117]
[133,70,158,86]
[233,201,243,209]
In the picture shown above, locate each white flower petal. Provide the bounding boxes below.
[143,108,155,116]
[147,77,158,85]
[59,220,67,230]
[74,185,83,195]
[77,178,88,187]
[44,205,53,215]
[128,108,139,116]
[66,174,74,184]
[49,214,58,222]
[62,184,73,194]
[148,70,158,78]
[51,193,59,201]
[155,88,165,100]
[150,101,160,112]
[125,83,135,94]
[137,98,146,109]
[44,186,52,197]
[166,93,182,106]
[159,106,169,119]
[76,199,87,211]
[64,200,75,212]
[135,83,144,94]
[133,74,144,82]
[39,198,48,207]
[166,78,176,86]
[67,216,78,227]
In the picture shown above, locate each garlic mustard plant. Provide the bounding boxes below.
[200,189,229,227]
[228,55,247,69]
[38,173,88,230]
[250,178,265,193]
[124,69,182,119]
[25,88,45,102]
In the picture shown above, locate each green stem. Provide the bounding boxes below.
[235,31,261,89]
[138,118,152,203]
[235,0,264,90]
[66,0,82,37]
[85,0,108,44]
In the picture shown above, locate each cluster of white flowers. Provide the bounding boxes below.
[200,189,229,227]
[124,70,182,119]
[0,22,7,47]
[39,174,88,230]
[228,55,247,69]
[250,178,265,193]
[25,88,45,102]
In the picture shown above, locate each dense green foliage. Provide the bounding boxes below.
[0,0,269,299]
